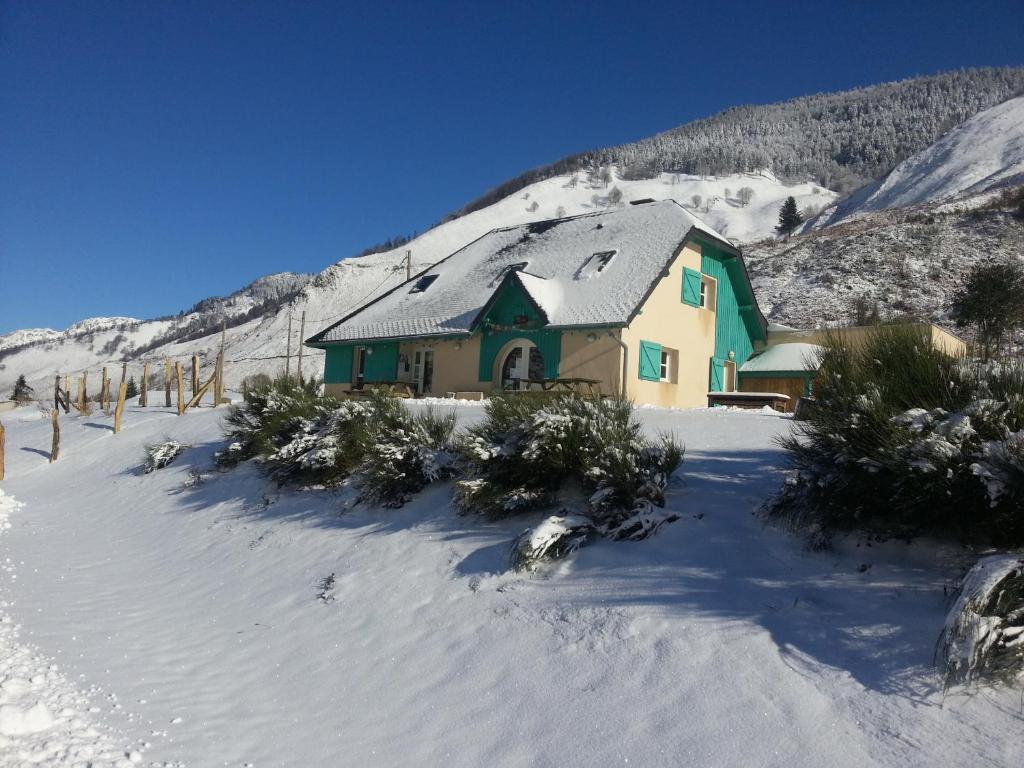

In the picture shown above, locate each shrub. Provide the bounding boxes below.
[219,382,458,505]
[768,326,1024,547]
[217,376,335,470]
[143,440,188,473]
[355,396,458,507]
[456,394,683,556]
[938,555,1024,687]
[510,515,596,573]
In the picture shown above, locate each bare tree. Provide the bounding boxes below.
[690,194,702,210]
[737,187,755,206]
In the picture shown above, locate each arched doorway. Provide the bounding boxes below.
[499,340,545,390]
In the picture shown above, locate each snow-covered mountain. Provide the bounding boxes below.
[745,190,1024,331]
[819,96,1024,225]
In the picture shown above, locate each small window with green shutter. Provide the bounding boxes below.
[682,267,702,307]
[638,340,662,381]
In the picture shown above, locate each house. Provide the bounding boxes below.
[732,323,968,411]
[305,200,768,407]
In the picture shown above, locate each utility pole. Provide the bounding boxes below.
[297,310,306,383]
[405,250,412,281]
[285,311,293,379]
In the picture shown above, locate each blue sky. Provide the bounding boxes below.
[2,0,1023,333]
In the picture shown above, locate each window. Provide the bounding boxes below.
[660,351,672,381]
[354,346,367,385]
[700,275,718,311]
[578,250,617,279]
[639,341,676,383]
[590,250,616,272]
[409,274,439,293]
[491,262,529,286]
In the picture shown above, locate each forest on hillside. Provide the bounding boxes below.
[450,68,1024,220]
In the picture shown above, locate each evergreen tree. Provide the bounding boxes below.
[11,374,34,403]
[776,196,803,235]
[951,260,1024,358]
[125,376,139,399]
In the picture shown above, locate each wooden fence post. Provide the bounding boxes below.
[76,375,86,413]
[164,360,172,408]
[120,362,127,385]
[50,409,60,463]
[114,381,128,433]
[191,355,200,396]
[101,367,109,411]
[82,372,88,409]
[176,362,185,415]
[0,420,5,481]
[54,375,61,411]
[297,310,306,383]
[215,321,226,406]
[140,362,149,407]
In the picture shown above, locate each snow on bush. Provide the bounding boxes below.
[769,326,1024,547]
[938,555,1024,687]
[219,381,458,505]
[510,515,596,572]
[354,396,458,507]
[457,395,683,563]
[142,439,187,473]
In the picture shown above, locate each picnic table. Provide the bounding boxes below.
[346,381,415,398]
[507,377,603,396]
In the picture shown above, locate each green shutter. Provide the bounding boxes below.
[638,340,662,381]
[709,358,725,392]
[364,342,399,382]
[682,267,702,307]
[323,345,354,384]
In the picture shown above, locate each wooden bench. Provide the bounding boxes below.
[706,391,790,411]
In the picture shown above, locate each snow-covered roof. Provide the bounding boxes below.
[310,200,742,344]
[740,343,823,373]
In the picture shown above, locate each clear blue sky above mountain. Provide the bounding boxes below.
[2,0,1023,333]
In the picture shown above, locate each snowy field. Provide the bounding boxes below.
[0,399,1021,767]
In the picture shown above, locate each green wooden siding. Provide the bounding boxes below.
[322,342,398,384]
[479,329,561,382]
[481,279,545,328]
[638,340,662,381]
[363,342,399,382]
[681,267,702,307]
[323,345,354,384]
[700,242,763,391]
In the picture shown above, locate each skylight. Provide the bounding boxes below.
[589,250,616,272]
[409,274,439,293]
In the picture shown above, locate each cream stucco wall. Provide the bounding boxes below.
[766,322,967,357]
[621,242,718,408]
[556,331,624,397]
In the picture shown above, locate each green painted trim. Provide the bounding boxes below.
[479,329,561,382]
[681,267,702,307]
[324,345,354,384]
[638,340,662,381]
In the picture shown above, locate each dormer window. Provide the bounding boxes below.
[409,274,439,293]
[490,262,528,286]
[588,250,617,272]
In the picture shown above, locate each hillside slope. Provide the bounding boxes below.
[0,170,833,397]
[452,67,1024,218]
[745,196,1024,330]
[821,96,1024,225]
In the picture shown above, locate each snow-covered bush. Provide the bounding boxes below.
[510,515,596,572]
[456,394,683,559]
[217,376,335,471]
[219,382,458,504]
[354,395,458,507]
[143,440,188,473]
[769,326,1024,546]
[938,555,1024,687]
